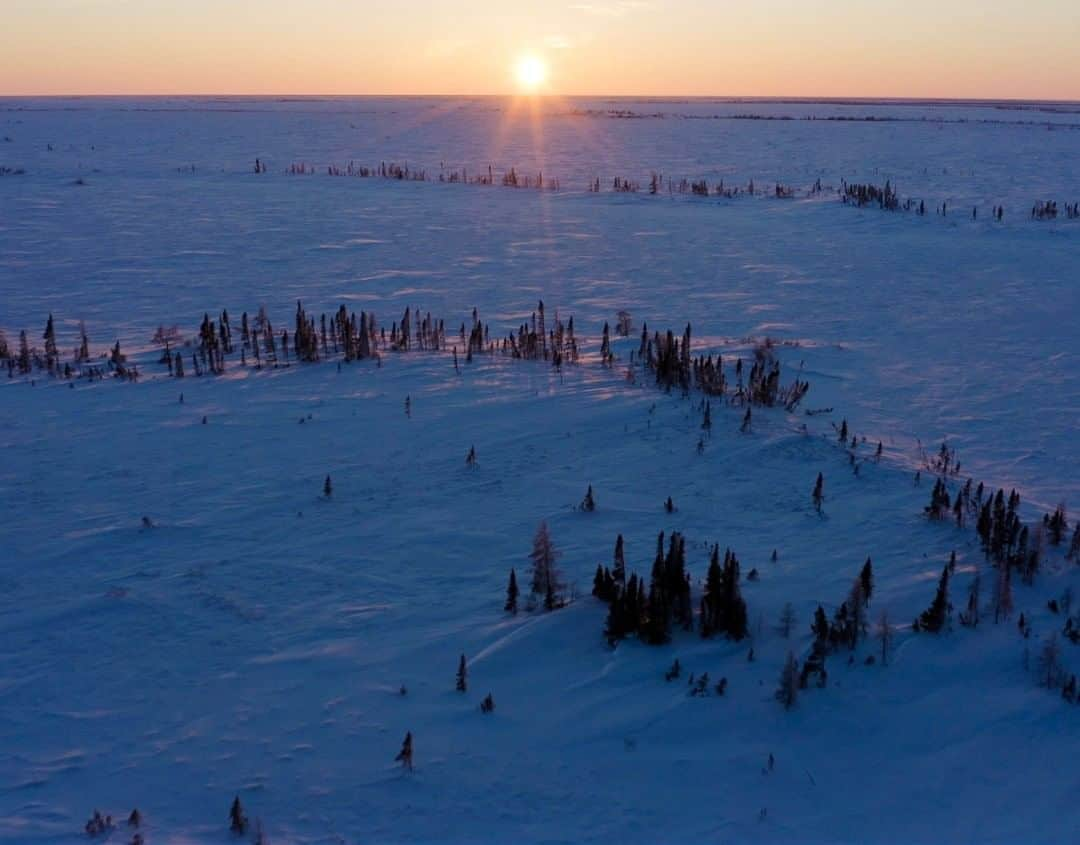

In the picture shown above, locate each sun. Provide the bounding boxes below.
[514,55,548,92]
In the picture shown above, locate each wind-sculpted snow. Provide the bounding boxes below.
[0,98,1078,844]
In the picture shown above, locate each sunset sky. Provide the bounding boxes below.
[3,0,1078,99]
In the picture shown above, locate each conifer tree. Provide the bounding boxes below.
[604,587,627,645]
[776,652,799,709]
[229,797,248,836]
[703,547,749,640]
[860,557,874,604]
[456,654,467,692]
[811,605,829,643]
[612,534,626,586]
[323,475,332,498]
[17,330,30,374]
[700,545,723,638]
[43,313,58,374]
[812,473,824,514]
[395,731,414,770]
[1047,505,1068,546]
[1068,525,1080,562]
[504,568,519,614]
[77,321,90,363]
[643,582,670,644]
[722,550,749,640]
[581,485,596,512]
[915,565,950,633]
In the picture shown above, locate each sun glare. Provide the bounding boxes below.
[514,55,548,92]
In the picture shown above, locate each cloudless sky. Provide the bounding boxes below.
[2,0,1078,98]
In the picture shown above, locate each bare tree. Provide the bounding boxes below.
[877,608,893,666]
[775,652,799,710]
[960,573,981,627]
[529,521,564,610]
[778,602,796,639]
[993,564,1013,623]
[1037,634,1063,689]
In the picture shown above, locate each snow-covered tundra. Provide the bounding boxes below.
[1,96,1078,844]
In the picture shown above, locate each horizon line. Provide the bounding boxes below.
[2,93,1080,106]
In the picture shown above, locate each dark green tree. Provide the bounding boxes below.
[504,568,519,614]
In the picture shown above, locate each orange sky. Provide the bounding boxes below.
[2,0,1078,99]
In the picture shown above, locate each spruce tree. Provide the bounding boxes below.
[860,557,873,604]
[701,545,723,638]
[719,549,749,640]
[43,313,57,374]
[456,654,467,692]
[604,592,626,646]
[811,605,829,644]
[643,581,670,645]
[395,731,414,770]
[323,475,332,498]
[812,473,824,514]
[845,579,868,649]
[229,797,248,836]
[1068,525,1080,561]
[915,565,950,633]
[1047,505,1068,546]
[612,534,626,586]
[504,569,519,614]
[17,330,30,374]
[77,321,90,363]
[592,564,606,598]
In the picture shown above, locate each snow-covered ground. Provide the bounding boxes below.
[1,97,1079,844]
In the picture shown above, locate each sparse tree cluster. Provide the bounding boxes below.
[594,534,750,648]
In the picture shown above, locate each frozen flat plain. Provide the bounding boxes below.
[1,97,1079,844]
